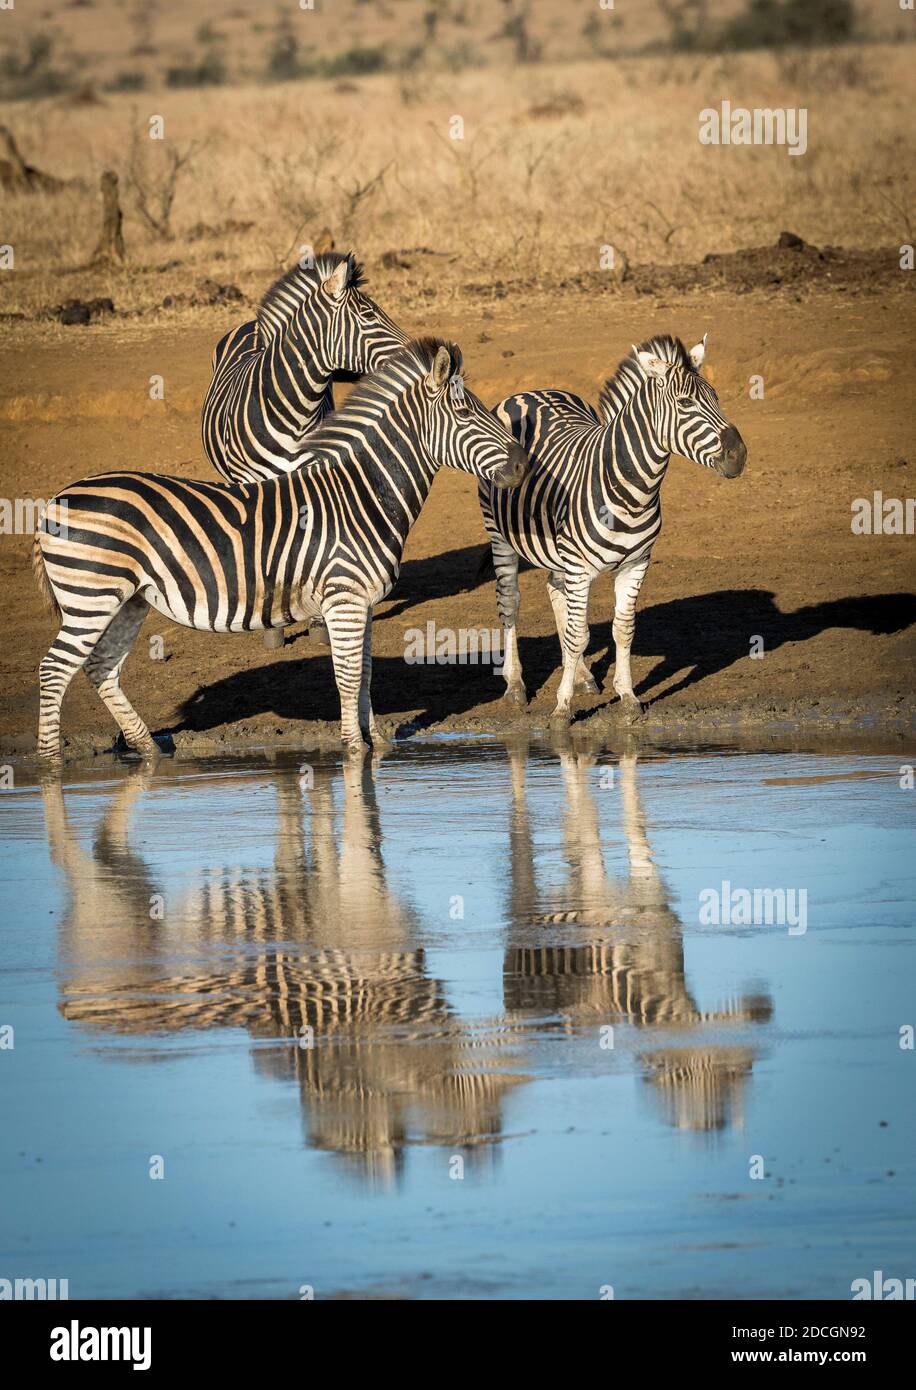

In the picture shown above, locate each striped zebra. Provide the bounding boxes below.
[44,761,523,1177]
[503,744,770,1130]
[34,339,528,764]
[479,334,747,722]
[202,251,409,649]
[201,251,408,483]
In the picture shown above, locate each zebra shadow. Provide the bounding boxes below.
[170,587,914,737]
[170,649,520,736]
[578,587,916,708]
[375,573,915,712]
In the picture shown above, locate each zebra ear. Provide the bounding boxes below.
[428,345,452,392]
[688,333,708,371]
[634,349,673,379]
[321,259,350,301]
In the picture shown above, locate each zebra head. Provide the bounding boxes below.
[415,339,529,488]
[630,335,747,478]
[319,252,409,374]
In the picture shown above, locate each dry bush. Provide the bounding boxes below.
[125,121,207,239]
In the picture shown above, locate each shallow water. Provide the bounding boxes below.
[1,740,914,1300]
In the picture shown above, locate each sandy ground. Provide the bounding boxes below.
[1,271,914,762]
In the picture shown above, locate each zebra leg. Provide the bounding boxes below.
[265,620,330,650]
[492,534,526,705]
[612,557,651,720]
[323,597,371,756]
[546,570,597,694]
[358,610,391,749]
[38,601,128,764]
[38,645,84,766]
[551,571,592,724]
[83,595,159,757]
[309,616,331,648]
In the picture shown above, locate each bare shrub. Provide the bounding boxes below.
[257,117,345,265]
[125,122,206,240]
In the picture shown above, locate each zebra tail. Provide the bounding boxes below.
[474,543,496,584]
[32,534,61,623]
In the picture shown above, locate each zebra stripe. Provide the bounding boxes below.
[202,252,409,483]
[35,339,528,763]
[44,762,523,1174]
[478,334,747,721]
[503,746,770,1130]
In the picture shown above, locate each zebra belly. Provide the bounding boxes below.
[140,583,250,634]
[491,508,659,581]
[139,576,321,634]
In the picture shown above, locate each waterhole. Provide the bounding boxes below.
[1,740,913,1299]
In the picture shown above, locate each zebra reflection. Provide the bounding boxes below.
[502,743,772,1132]
[42,762,521,1185]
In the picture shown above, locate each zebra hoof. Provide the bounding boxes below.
[262,627,286,651]
[309,620,331,648]
[549,705,572,727]
[118,736,160,761]
[576,672,599,695]
[343,737,369,758]
[503,682,527,707]
[618,693,644,722]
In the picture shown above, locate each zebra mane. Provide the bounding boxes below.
[256,251,366,339]
[598,336,695,422]
[403,335,464,379]
[314,337,463,428]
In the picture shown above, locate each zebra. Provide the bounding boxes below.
[478,334,747,723]
[43,761,523,1178]
[202,251,410,649]
[202,250,409,484]
[502,742,770,1130]
[34,339,529,764]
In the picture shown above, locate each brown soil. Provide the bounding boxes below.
[1,273,914,763]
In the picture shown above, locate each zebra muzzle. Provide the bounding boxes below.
[494,443,529,488]
[715,427,747,478]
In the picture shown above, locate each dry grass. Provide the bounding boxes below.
[1,41,912,323]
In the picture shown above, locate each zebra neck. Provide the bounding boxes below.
[265,308,336,429]
[604,409,670,510]
[309,420,438,532]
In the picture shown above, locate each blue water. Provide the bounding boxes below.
[1,742,913,1299]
